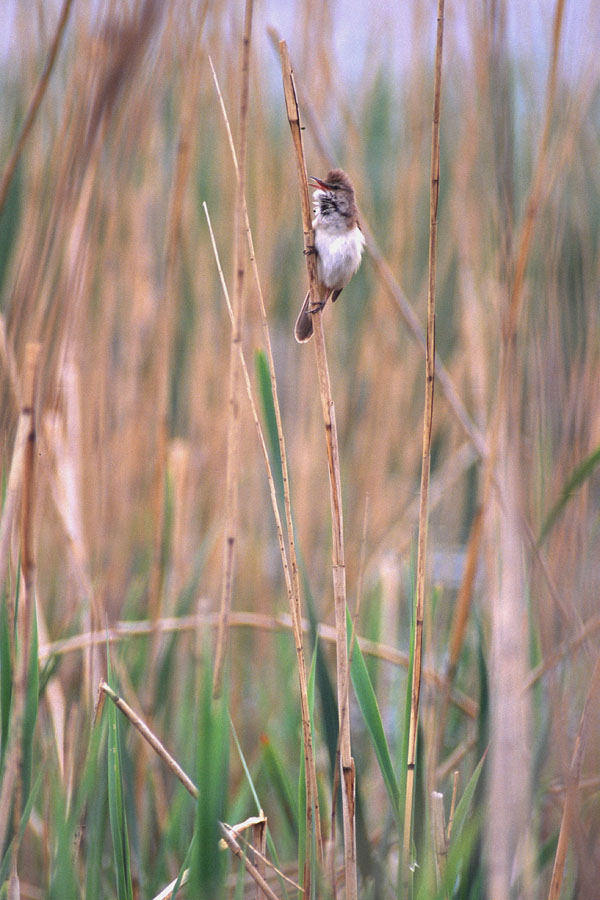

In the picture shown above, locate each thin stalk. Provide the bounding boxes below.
[403,0,445,882]
[0,0,75,217]
[213,0,254,698]
[208,51,323,869]
[279,40,356,900]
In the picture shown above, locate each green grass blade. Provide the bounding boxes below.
[538,444,600,545]
[0,764,44,882]
[190,665,229,899]
[21,600,39,807]
[261,733,298,839]
[448,749,487,846]
[398,602,416,896]
[255,349,284,508]
[0,591,12,772]
[230,717,289,900]
[347,607,401,830]
[170,834,195,900]
[106,654,134,900]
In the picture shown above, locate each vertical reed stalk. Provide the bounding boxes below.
[0,343,40,855]
[279,40,357,900]
[486,3,565,895]
[213,0,254,696]
[403,0,445,881]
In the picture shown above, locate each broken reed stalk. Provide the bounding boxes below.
[208,51,323,867]
[97,683,285,900]
[403,0,445,880]
[213,0,254,697]
[0,0,74,217]
[278,40,357,900]
[0,343,41,855]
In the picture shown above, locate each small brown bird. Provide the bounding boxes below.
[295,168,365,343]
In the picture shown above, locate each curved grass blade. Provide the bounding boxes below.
[106,653,134,900]
[230,717,290,900]
[255,349,284,509]
[347,608,401,830]
[538,445,600,545]
[447,749,487,848]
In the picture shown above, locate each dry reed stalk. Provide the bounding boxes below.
[0,343,40,856]
[547,655,600,900]
[213,0,254,698]
[278,39,357,900]
[0,0,74,217]
[218,823,283,900]
[147,14,206,685]
[98,681,198,799]
[403,0,445,878]
[486,4,566,896]
[208,50,323,868]
[431,790,448,891]
[447,770,459,839]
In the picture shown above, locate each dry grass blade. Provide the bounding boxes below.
[279,38,357,900]
[213,0,253,698]
[403,0,445,876]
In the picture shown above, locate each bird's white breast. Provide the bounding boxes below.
[313,223,365,292]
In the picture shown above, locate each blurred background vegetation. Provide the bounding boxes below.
[0,0,599,897]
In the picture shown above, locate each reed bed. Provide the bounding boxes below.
[1,1,599,898]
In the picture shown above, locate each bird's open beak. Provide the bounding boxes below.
[309,175,330,191]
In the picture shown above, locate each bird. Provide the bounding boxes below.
[294,168,365,343]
